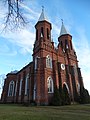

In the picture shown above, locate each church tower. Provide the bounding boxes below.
[58,21,83,101]
[33,8,54,105]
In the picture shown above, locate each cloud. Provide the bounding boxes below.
[0,43,17,56]
[2,29,35,54]
[73,27,90,93]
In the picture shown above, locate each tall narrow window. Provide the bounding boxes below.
[41,27,44,36]
[8,81,15,97]
[15,80,18,96]
[61,41,63,48]
[36,29,38,40]
[46,55,52,68]
[19,79,23,96]
[70,40,72,50]
[25,74,29,95]
[65,39,68,49]
[47,28,49,39]
[47,77,54,93]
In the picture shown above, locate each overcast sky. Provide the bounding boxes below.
[0,0,90,97]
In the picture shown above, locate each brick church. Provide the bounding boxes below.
[1,8,84,105]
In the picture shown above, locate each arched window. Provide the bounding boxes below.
[8,81,15,97]
[25,73,29,95]
[47,77,54,93]
[15,80,18,96]
[46,55,52,68]
[19,79,23,96]
[63,82,70,94]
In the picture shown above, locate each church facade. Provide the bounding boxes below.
[1,9,84,105]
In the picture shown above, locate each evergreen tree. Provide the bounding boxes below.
[62,84,71,105]
[79,86,90,104]
[52,86,62,106]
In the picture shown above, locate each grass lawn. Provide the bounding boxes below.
[0,104,90,120]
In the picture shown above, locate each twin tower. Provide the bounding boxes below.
[1,9,84,105]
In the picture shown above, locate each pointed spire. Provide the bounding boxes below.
[38,6,48,22]
[59,19,68,37]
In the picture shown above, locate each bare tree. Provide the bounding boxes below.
[2,0,27,30]
[0,74,5,90]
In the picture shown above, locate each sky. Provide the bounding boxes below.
[0,0,90,97]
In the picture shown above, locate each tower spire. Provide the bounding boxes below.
[59,19,68,37]
[38,6,48,22]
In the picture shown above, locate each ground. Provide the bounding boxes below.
[0,104,90,120]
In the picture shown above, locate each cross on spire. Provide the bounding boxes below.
[42,6,44,12]
[38,6,48,22]
[61,19,63,24]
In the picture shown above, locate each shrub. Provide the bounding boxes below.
[79,86,90,104]
[52,87,62,106]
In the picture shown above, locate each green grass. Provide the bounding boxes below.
[0,104,90,120]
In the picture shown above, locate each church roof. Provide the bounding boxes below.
[59,21,68,37]
[38,7,48,22]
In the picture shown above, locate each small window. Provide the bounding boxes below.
[46,55,52,68]
[8,81,15,97]
[47,77,54,93]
